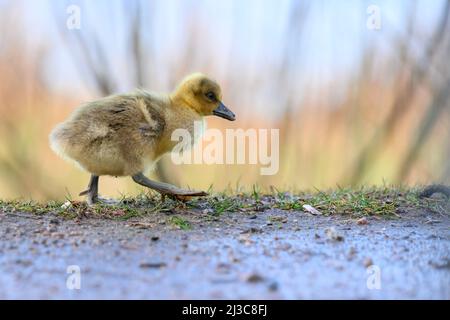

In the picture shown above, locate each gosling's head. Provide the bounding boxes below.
[172,73,235,121]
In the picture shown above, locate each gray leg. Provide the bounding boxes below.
[131,172,208,199]
[79,175,99,204]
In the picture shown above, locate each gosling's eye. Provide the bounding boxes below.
[205,91,216,101]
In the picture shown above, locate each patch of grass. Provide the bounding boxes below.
[251,184,261,201]
[168,216,191,230]
[0,199,65,215]
[0,186,446,220]
[297,188,399,217]
[275,186,448,217]
[207,196,241,215]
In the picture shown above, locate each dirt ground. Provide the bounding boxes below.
[0,204,449,299]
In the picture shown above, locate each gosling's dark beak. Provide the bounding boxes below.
[213,102,235,121]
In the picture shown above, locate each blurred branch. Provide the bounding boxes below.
[52,1,116,95]
[74,30,116,95]
[129,0,145,87]
[348,1,450,185]
[277,0,309,108]
[443,128,450,183]
[396,16,450,181]
[395,76,450,182]
[277,1,309,170]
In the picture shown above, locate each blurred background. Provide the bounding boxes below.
[0,0,449,201]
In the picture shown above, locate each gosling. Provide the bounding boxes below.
[49,73,235,204]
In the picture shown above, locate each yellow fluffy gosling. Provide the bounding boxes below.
[49,73,235,204]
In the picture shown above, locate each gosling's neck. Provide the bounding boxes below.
[152,93,203,157]
[168,91,203,122]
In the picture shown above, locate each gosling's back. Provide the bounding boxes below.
[50,91,167,176]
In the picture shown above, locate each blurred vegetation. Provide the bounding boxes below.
[0,0,449,201]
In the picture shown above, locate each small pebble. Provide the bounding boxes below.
[325,227,344,241]
[268,281,279,291]
[246,273,265,283]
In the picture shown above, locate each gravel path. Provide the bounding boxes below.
[0,207,448,299]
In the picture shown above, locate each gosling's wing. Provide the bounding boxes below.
[60,94,166,152]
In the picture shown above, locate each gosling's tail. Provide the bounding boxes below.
[49,122,81,164]
[49,123,67,158]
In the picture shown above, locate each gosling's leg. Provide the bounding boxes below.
[79,175,99,204]
[131,172,208,200]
